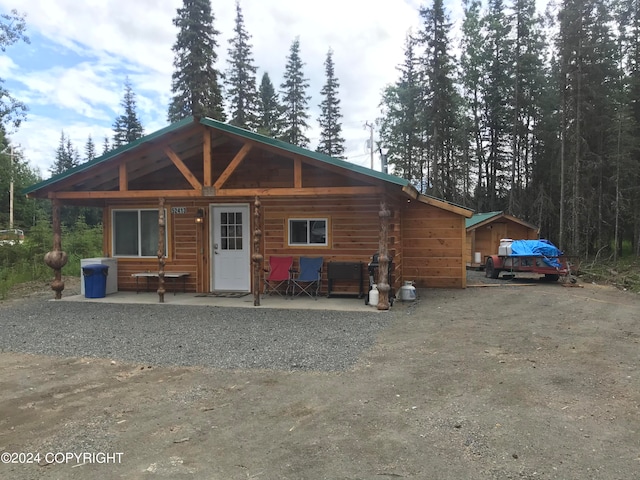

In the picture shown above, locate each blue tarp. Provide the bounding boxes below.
[509,240,563,268]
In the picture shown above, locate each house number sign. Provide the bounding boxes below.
[171,207,187,214]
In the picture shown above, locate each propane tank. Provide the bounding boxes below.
[368,284,379,306]
[399,281,416,301]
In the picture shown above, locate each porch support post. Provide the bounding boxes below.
[157,197,166,303]
[44,199,68,299]
[377,200,391,310]
[252,196,263,306]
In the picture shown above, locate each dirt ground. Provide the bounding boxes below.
[1,274,639,480]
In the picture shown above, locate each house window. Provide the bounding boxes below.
[112,209,167,257]
[288,218,327,246]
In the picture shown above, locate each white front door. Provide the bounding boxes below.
[211,204,250,291]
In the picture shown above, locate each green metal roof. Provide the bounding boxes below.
[465,211,503,229]
[24,116,409,195]
[465,211,539,231]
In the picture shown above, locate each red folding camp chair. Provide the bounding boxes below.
[263,256,293,297]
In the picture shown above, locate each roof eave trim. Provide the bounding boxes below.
[416,194,473,217]
[467,212,539,231]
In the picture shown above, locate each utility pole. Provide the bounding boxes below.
[9,145,14,230]
[364,121,374,170]
[1,145,16,229]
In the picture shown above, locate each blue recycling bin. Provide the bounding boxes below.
[83,264,109,298]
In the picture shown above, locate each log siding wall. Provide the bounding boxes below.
[401,201,466,289]
[101,194,466,294]
[261,196,393,296]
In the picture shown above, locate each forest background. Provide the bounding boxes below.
[1,0,639,297]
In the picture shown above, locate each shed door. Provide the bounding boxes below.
[211,205,250,291]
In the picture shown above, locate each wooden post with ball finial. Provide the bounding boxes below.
[252,196,263,306]
[44,199,68,299]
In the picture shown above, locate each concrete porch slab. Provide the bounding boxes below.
[56,291,382,312]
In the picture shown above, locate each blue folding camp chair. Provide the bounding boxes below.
[289,257,323,299]
[263,256,293,297]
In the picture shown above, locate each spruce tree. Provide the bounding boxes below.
[49,133,99,227]
[167,0,225,122]
[378,33,423,186]
[509,0,548,217]
[112,78,144,148]
[280,38,311,147]
[50,132,79,175]
[555,0,621,255]
[616,0,640,255]
[102,136,111,155]
[317,49,345,158]
[460,0,486,208]
[417,0,462,200]
[226,1,258,130]
[84,135,96,162]
[257,72,284,137]
[482,0,514,210]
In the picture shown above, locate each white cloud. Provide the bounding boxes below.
[9,113,113,173]
[0,54,18,76]
[0,0,426,175]
[17,63,118,118]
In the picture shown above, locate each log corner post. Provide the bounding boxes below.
[44,199,68,299]
[377,200,391,310]
[252,196,263,306]
[157,197,166,303]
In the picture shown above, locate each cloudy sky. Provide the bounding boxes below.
[0,0,462,177]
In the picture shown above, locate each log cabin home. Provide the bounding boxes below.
[25,117,472,304]
[465,211,540,268]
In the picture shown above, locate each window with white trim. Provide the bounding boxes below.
[112,209,167,257]
[288,218,327,246]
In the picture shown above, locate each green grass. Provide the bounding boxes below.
[0,219,103,300]
[578,256,640,293]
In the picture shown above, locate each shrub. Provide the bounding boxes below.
[0,218,103,299]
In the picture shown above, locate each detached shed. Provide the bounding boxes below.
[465,211,539,267]
[25,117,472,304]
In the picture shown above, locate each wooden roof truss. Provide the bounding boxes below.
[43,125,384,201]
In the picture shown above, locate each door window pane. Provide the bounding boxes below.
[220,210,244,250]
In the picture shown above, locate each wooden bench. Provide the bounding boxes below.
[131,272,190,295]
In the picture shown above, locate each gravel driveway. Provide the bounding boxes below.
[0,301,389,371]
[2,278,639,480]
